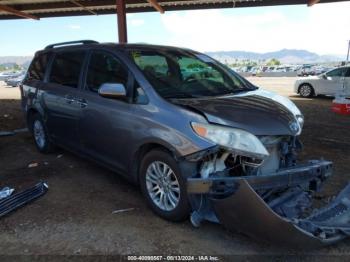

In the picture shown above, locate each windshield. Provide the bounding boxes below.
[129,49,255,99]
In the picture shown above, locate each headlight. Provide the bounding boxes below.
[191,122,269,159]
[296,115,304,130]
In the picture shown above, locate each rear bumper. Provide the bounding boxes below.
[187,160,350,248]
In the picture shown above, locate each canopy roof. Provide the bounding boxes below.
[0,0,347,20]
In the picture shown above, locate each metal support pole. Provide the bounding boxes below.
[347,40,350,62]
[116,0,127,43]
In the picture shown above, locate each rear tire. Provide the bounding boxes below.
[299,84,314,98]
[30,114,55,153]
[139,149,190,222]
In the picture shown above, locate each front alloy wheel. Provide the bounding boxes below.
[145,161,180,211]
[140,149,190,221]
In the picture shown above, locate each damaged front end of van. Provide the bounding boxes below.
[186,151,350,248]
[176,92,350,248]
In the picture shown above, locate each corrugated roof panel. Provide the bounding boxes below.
[0,0,347,19]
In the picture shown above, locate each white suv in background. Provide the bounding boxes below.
[294,66,350,97]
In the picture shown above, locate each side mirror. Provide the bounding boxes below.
[321,74,327,80]
[98,83,126,99]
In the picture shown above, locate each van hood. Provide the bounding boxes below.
[172,89,302,136]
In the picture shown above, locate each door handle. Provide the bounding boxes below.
[64,94,75,104]
[76,98,88,108]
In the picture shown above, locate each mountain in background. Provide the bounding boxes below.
[0,49,345,67]
[0,56,32,67]
[206,49,344,64]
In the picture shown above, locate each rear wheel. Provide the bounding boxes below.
[299,84,314,98]
[30,114,54,153]
[139,149,190,221]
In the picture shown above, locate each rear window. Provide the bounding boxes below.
[49,51,85,88]
[26,53,50,81]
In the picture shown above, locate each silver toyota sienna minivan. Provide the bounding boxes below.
[21,40,350,247]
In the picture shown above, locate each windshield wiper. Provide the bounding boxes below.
[201,88,255,99]
[225,86,258,94]
[163,93,199,99]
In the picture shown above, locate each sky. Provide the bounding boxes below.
[0,2,349,57]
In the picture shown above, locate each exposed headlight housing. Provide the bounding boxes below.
[296,114,304,130]
[191,122,269,159]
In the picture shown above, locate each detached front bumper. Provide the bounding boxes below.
[187,160,350,248]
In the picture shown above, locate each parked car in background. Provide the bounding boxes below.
[297,65,314,76]
[229,66,239,72]
[261,66,268,72]
[250,67,260,76]
[266,66,276,72]
[1,70,24,81]
[0,71,22,81]
[0,71,13,80]
[274,66,287,73]
[5,74,25,87]
[313,66,331,75]
[20,41,350,247]
[294,66,350,97]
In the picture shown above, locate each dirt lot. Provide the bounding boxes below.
[1,78,350,259]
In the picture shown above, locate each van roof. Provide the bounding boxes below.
[38,40,194,54]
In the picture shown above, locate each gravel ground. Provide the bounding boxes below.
[0,78,350,260]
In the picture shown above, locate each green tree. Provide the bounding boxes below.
[267,58,281,66]
[187,63,205,69]
[13,64,21,70]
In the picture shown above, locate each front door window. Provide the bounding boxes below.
[86,52,128,93]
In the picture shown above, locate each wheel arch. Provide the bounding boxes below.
[26,108,40,133]
[26,102,47,130]
[130,141,179,185]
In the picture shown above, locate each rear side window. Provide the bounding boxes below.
[86,52,128,92]
[26,53,50,81]
[49,51,85,88]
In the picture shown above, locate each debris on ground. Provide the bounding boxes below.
[57,154,63,159]
[0,187,14,200]
[0,131,15,137]
[0,128,28,137]
[28,162,39,168]
[13,128,29,134]
[0,182,48,218]
[111,208,135,214]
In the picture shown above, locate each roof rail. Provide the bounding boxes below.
[45,40,99,49]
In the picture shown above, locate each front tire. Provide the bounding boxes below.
[139,149,190,221]
[30,114,54,153]
[299,84,314,98]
